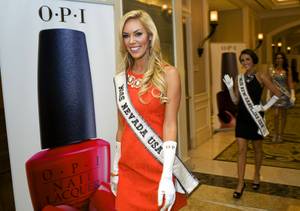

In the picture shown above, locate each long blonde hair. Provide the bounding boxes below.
[119,10,168,103]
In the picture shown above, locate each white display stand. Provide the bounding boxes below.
[210,43,246,131]
[0,0,117,210]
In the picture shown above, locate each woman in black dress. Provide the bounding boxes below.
[223,49,282,198]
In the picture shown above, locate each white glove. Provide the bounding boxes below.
[223,74,233,89]
[290,89,296,104]
[111,141,121,196]
[252,104,264,112]
[222,74,238,104]
[253,95,279,112]
[158,141,177,211]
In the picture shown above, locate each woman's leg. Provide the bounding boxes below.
[236,137,248,192]
[278,108,287,142]
[273,107,279,142]
[252,140,263,184]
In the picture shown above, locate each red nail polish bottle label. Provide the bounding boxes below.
[26,139,110,210]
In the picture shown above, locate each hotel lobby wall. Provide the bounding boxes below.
[259,11,300,63]
[210,7,261,50]
[191,0,207,94]
[261,14,300,33]
[190,0,212,147]
[210,9,243,43]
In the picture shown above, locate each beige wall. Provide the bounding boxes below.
[211,9,243,43]
[210,8,261,49]
[261,15,300,34]
[207,7,268,63]
[259,14,300,63]
[191,0,206,94]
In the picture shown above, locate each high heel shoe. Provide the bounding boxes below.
[252,182,260,190]
[277,135,283,143]
[233,183,246,199]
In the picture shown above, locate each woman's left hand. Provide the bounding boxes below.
[157,141,177,211]
[252,104,264,112]
[290,89,296,104]
[158,177,176,211]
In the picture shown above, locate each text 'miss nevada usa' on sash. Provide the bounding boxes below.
[238,74,269,137]
[114,71,199,195]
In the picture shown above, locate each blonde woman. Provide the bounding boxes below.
[111,10,190,211]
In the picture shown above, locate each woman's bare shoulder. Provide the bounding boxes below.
[256,69,272,85]
[259,70,271,79]
[163,66,180,87]
[164,65,179,77]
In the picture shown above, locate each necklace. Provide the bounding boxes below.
[273,68,286,77]
[127,75,142,88]
[245,73,255,83]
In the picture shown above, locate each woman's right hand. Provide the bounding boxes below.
[110,173,119,196]
[110,142,121,196]
[223,74,234,90]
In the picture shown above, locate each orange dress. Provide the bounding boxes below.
[116,71,187,211]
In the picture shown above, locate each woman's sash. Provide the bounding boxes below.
[114,71,199,195]
[273,79,291,98]
[238,74,269,137]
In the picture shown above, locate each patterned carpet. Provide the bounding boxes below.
[214,84,300,170]
[192,172,300,200]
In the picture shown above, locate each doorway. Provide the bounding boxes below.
[182,15,193,150]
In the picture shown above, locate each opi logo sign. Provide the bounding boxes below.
[38,5,86,23]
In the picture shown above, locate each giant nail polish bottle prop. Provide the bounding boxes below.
[26,29,110,211]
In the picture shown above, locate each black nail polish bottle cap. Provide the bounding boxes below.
[38,28,96,149]
[221,52,238,90]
